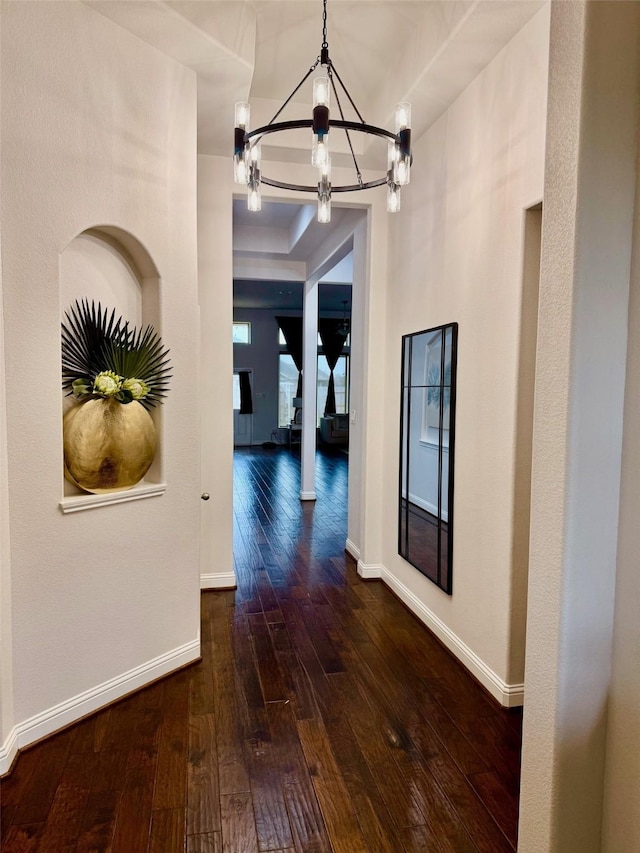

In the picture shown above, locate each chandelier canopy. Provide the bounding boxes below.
[233,0,412,222]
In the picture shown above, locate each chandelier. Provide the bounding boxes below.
[233,0,412,222]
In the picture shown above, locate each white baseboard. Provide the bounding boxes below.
[345,538,360,561]
[200,572,237,590]
[0,728,18,778]
[357,560,383,579]
[0,637,200,776]
[380,566,524,707]
[299,490,317,501]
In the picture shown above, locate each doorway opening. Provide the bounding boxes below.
[231,196,367,554]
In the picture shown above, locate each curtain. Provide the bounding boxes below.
[276,316,304,399]
[238,370,253,414]
[319,318,349,415]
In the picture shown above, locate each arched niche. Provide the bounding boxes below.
[60,226,166,508]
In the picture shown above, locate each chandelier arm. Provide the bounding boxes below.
[260,176,388,193]
[266,61,320,127]
[328,67,363,186]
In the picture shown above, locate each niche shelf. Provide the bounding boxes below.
[59,226,165,506]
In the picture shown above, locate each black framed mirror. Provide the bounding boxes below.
[399,323,458,593]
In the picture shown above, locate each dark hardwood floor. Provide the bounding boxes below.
[0,445,522,852]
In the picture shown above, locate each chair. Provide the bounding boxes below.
[319,413,349,446]
[288,407,302,446]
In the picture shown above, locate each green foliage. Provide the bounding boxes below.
[61,300,172,409]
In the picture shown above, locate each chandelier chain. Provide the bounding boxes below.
[322,0,328,49]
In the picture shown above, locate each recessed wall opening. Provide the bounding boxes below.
[59,226,164,501]
[509,201,542,689]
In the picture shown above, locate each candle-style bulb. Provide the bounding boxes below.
[235,102,250,130]
[387,183,401,213]
[395,102,411,132]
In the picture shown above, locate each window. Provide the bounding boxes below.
[233,322,251,344]
[278,323,350,427]
[279,354,298,426]
[279,329,330,347]
[317,354,349,419]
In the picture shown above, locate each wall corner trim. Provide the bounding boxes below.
[0,728,19,779]
[0,636,200,776]
[357,560,383,579]
[381,565,524,707]
[345,538,361,561]
[200,572,237,590]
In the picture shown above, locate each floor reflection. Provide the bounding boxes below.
[400,499,449,590]
[233,445,349,591]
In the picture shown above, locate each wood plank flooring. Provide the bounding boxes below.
[0,445,522,852]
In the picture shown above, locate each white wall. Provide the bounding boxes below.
[233,308,281,445]
[519,2,640,849]
[378,6,549,703]
[198,155,235,590]
[0,202,15,756]
[0,1,201,771]
[60,232,143,324]
[601,142,640,852]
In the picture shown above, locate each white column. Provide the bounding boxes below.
[300,276,318,500]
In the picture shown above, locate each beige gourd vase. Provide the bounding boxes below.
[63,397,157,494]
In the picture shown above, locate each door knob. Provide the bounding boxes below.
[201,492,210,501]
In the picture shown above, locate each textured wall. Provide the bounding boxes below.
[0,223,15,752]
[198,154,235,588]
[602,156,640,852]
[519,2,640,849]
[0,0,200,762]
[381,6,549,693]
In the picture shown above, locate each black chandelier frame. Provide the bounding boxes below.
[234,0,412,198]
[245,119,398,194]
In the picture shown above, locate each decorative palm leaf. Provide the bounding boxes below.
[61,300,123,387]
[61,300,172,408]
[102,323,172,409]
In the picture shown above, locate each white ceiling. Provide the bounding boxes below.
[86,0,546,307]
[87,0,545,158]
